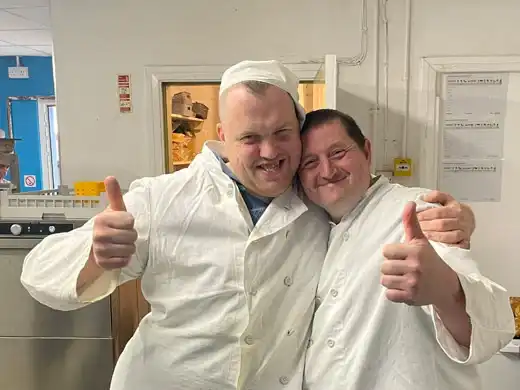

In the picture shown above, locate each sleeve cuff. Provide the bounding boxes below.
[431,272,515,365]
[430,291,473,364]
[65,237,121,304]
[77,269,121,303]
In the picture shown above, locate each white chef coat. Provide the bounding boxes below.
[304,176,515,390]
[21,141,330,390]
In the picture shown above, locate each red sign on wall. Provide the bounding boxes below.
[118,74,132,113]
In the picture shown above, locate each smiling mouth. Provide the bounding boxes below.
[258,159,285,173]
[320,175,348,187]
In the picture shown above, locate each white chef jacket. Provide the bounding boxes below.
[21,141,330,390]
[304,176,515,390]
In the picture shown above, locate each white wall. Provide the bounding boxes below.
[50,0,368,186]
[49,0,520,187]
[50,0,519,386]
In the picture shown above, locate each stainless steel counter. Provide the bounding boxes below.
[0,220,115,390]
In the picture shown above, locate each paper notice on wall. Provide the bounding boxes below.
[439,159,503,202]
[443,128,504,159]
[442,73,508,159]
[444,73,508,119]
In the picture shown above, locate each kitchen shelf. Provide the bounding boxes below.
[171,114,205,135]
[171,114,204,123]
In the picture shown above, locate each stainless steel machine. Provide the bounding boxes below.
[0,191,115,390]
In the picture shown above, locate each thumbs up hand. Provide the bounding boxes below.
[381,202,458,307]
[91,176,137,270]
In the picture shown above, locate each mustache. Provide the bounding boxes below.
[317,171,348,186]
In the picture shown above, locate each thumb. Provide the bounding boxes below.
[104,176,126,211]
[402,201,425,242]
[421,190,454,206]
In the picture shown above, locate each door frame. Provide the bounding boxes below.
[37,97,57,189]
[417,55,520,189]
[144,61,330,177]
[325,54,338,109]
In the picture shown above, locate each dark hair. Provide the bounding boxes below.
[241,80,272,96]
[243,80,301,123]
[301,109,366,149]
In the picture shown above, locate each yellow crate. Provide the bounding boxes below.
[74,181,105,196]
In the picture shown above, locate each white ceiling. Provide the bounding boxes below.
[0,0,52,56]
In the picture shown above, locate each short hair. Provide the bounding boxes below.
[219,80,299,122]
[241,80,272,96]
[219,80,271,120]
[301,109,366,149]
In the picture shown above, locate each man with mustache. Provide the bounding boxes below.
[21,60,477,390]
[299,108,514,390]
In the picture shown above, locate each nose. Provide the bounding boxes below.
[259,140,278,160]
[320,159,336,179]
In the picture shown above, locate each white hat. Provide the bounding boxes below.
[220,60,306,126]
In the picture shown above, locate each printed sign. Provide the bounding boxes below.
[393,158,412,177]
[24,174,36,187]
[118,74,132,113]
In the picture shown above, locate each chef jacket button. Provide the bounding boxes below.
[244,335,254,345]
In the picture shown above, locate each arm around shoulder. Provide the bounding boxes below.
[20,178,152,311]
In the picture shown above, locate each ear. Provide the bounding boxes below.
[217,123,225,142]
[363,139,372,163]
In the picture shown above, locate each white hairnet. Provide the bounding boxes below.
[220,60,306,126]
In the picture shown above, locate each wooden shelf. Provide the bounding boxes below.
[171,113,204,123]
[172,160,192,166]
[171,114,204,134]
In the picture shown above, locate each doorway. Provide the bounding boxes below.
[38,98,61,189]
[7,96,61,192]
[161,79,330,173]
[162,83,220,173]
